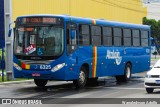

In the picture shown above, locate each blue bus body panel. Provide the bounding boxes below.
[13,53,80,80]
[13,15,151,80]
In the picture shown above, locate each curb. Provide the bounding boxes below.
[0,79,34,85]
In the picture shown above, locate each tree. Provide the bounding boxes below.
[143,17,160,42]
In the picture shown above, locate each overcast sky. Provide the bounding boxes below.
[143,1,160,21]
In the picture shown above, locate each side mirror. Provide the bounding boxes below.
[71,30,76,39]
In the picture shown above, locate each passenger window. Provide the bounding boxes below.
[123,29,131,46]
[102,27,112,46]
[79,25,90,46]
[91,26,101,46]
[132,29,140,46]
[113,28,122,46]
[141,30,149,47]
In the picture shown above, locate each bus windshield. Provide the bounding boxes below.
[14,26,64,57]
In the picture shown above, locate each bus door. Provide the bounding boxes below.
[66,23,78,67]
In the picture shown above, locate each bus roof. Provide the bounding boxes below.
[17,14,150,30]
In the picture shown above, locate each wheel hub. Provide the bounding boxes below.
[79,71,85,84]
[126,67,131,79]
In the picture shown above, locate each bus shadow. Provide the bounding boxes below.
[13,77,144,98]
[148,90,160,94]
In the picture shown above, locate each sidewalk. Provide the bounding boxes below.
[0,79,34,85]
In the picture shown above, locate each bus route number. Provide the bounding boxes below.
[40,65,51,70]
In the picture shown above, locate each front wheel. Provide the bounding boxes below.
[73,67,88,89]
[116,63,131,83]
[34,79,48,87]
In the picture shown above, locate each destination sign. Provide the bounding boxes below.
[16,17,63,25]
[24,18,56,23]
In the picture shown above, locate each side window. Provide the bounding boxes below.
[113,28,122,46]
[79,24,90,46]
[102,27,112,46]
[123,29,131,46]
[132,29,140,47]
[141,30,149,47]
[91,26,101,46]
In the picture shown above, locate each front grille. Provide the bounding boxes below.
[151,75,160,78]
[145,83,160,86]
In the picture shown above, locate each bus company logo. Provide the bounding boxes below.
[106,50,122,65]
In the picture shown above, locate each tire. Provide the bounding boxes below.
[34,79,48,87]
[116,63,131,83]
[146,88,154,93]
[73,67,88,89]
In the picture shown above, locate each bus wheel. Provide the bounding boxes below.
[116,63,131,83]
[146,88,154,93]
[34,79,48,87]
[73,67,88,89]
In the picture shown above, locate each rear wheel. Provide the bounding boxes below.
[73,67,88,89]
[34,79,48,87]
[146,88,154,93]
[116,63,131,83]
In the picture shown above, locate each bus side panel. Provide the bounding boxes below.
[64,51,81,80]
[124,47,150,74]
[77,46,93,78]
[99,47,125,77]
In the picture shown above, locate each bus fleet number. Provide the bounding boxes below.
[40,65,51,69]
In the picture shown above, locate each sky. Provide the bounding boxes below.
[143,0,160,20]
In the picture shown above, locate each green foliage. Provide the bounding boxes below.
[143,17,160,42]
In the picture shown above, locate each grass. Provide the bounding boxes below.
[151,58,159,61]
[0,75,6,82]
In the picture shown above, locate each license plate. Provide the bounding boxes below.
[155,80,160,84]
[32,73,40,77]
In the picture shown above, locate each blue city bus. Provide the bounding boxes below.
[13,15,151,88]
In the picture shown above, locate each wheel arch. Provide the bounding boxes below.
[81,63,90,77]
[126,61,132,69]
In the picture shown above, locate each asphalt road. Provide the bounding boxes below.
[0,58,159,107]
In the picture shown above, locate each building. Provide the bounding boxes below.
[143,0,160,3]
[12,0,147,24]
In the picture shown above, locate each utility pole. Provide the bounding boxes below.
[4,0,14,80]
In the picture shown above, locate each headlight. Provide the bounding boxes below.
[51,63,65,72]
[13,63,22,71]
[145,74,151,78]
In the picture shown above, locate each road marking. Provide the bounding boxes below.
[105,87,145,90]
